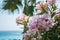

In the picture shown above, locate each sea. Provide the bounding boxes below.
[0,31,23,40]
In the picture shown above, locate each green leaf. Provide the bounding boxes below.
[52,4,57,11]
[23,5,34,16]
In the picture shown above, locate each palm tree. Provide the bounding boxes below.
[2,0,36,16]
[2,0,22,13]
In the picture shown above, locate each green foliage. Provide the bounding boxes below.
[23,5,34,16]
[2,0,36,16]
[23,0,36,16]
[52,4,57,11]
[2,0,22,12]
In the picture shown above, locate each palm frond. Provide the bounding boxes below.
[2,0,22,12]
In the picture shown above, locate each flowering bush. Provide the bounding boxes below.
[16,0,60,40]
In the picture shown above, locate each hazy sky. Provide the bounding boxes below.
[0,0,60,31]
[0,0,24,31]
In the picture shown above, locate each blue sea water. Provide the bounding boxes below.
[0,31,23,40]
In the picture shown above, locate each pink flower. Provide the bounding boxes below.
[35,2,48,12]
[38,18,47,29]
[56,13,60,18]
[29,14,54,30]
[29,22,36,29]
[23,29,38,40]
[40,2,48,11]
[29,15,39,29]
[35,4,42,10]
[47,0,56,5]
[38,14,54,29]
[31,28,38,34]
[16,14,29,24]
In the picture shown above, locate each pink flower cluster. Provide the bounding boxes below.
[29,14,54,30]
[23,14,54,40]
[35,0,56,13]
[16,14,29,24]
[35,2,48,12]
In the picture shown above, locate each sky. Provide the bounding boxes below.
[0,0,60,31]
[0,0,24,31]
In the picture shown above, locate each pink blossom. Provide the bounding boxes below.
[35,2,48,11]
[38,18,47,29]
[38,14,54,29]
[35,4,42,10]
[29,15,39,29]
[16,14,29,24]
[31,28,38,34]
[56,13,60,18]
[29,14,54,30]
[47,0,56,5]
[29,22,36,29]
